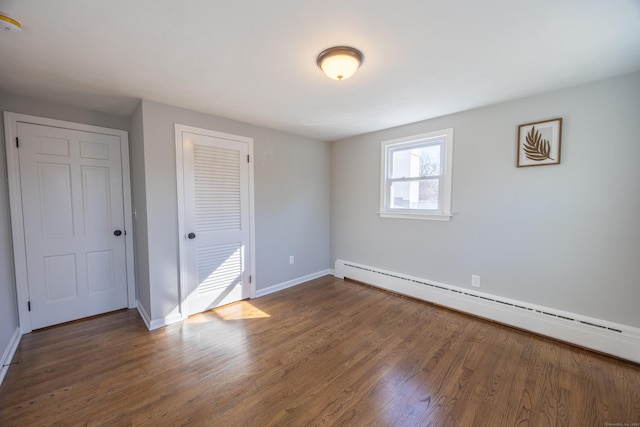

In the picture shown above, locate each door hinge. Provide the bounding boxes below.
[16,137,19,148]
[28,301,31,311]
[247,154,250,163]
[249,275,252,284]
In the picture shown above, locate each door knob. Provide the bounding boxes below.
[113,230,122,237]
[188,232,196,239]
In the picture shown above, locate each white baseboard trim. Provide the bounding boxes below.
[136,301,152,330]
[137,301,182,331]
[0,327,22,387]
[149,313,183,331]
[254,269,332,298]
[335,259,640,364]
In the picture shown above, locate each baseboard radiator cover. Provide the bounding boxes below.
[334,260,640,364]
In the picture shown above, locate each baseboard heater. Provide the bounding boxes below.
[334,259,640,364]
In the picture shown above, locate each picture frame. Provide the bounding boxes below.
[517,117,562,167]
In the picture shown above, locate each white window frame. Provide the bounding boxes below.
[379,128,454,221]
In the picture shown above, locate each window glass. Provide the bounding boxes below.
[390,144,441,179]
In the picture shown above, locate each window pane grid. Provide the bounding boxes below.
[386,140,444,211]
[380,128,453,220]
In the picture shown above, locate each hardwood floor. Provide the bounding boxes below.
[1,276,639,426]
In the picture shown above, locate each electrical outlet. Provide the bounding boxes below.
[289,255,294,265]
[471,275,480,288]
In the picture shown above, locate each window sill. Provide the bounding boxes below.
[378,211,453,221]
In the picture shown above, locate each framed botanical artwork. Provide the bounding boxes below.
[517,118,562,167]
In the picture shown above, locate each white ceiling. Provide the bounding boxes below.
[1,1,639,141]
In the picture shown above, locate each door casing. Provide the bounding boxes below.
[175,124,256,319]
[4,112,136,333]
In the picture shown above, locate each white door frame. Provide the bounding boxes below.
[4,112,137,333]
[174,124,256,319]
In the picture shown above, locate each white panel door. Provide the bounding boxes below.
[180,130,251,316]
[17,122,128,329]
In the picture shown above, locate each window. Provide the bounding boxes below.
[380,128,453,221]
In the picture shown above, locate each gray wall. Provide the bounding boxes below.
[129,102,151,315]
[0,91,130,359]
[137,100,331,321]
[0,99,19,363]
[331,72,640,328]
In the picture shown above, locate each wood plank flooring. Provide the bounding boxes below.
[1,276,639,426]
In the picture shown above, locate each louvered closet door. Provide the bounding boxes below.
[182,131,250,316]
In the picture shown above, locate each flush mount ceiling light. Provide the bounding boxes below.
[0,12,22,32]
[317,46,364,81]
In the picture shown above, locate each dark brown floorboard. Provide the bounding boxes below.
[1,276,639,426]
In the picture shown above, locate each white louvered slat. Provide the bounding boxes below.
[194,145,241,232]
[196,243,242,295]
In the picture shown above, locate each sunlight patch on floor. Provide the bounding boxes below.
[214,300,271,320]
